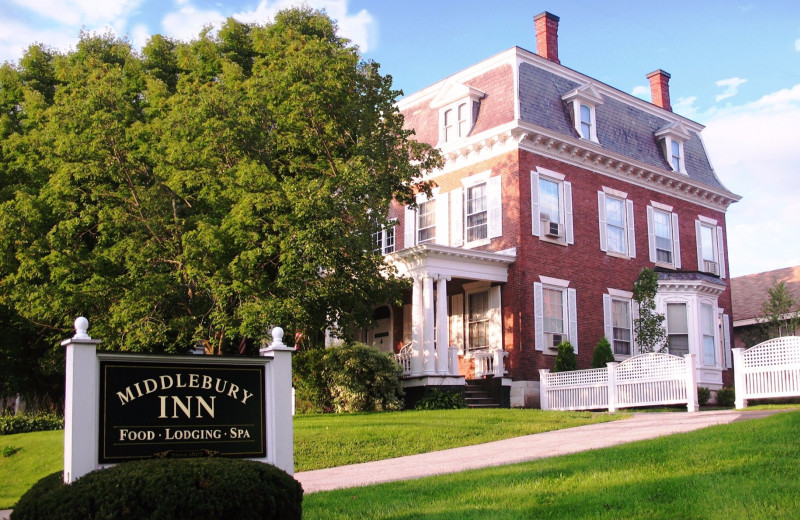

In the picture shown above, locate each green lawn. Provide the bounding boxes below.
[0,408,623,508]
[304,410,800,519]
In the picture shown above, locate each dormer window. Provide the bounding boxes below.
[655,122,691,174]
[562,84,604,144]
[431,81,485,147]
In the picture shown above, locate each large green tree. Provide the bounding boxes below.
[0,7,439,376]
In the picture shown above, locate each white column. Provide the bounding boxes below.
[732,348,747,409]
[423,274,436,375]
[684,353,698,413]
[607,362,618,413]
[436,276,450,375]
[410,276,424,376]
[260,327,295,475]
[62,317,102,484]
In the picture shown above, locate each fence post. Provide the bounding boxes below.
[260,327,295,475]
[449,346,459,376]
[732,347,746,409]
[684,353,698,412]
[607,362,618,412]
[538,369,550,410]
[62,317,102,484]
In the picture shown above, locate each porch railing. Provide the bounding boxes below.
[733,336,800,409]
[395,343,413,376]
[474,349,508,378]
[540,353,698,412]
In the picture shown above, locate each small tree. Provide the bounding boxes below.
[758,280,800,339]
[552,341,577,372]
[633,268,667,353]
[591,336,615,368]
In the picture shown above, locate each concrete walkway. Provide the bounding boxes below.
[295,409,782,493]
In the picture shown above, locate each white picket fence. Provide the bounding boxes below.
[732,336,800,409]
[539,353,698,413]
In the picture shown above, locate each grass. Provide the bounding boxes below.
[303,410,800,519]
[0,408,623,508]
[293,408,625,471]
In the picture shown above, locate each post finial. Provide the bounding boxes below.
[73,317,90,340]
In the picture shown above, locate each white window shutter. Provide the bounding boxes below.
[631,301,640,354]
[534,282,544,351]
[568,288,578,353]
[603,294,613,342]
[403,303,412,346]
[488,175,502,239]
[722,313,732,368]
[450,294,464,353]
[695,220,703,271]
[450,187,463,247]
[404,206,416,249]
[488,285,502,349]
[672,213,681,268]
[717,226,726,278]
[626,199,636,258]
[565,181,574,245]
[436,195,449,245]
[530,171,540,236]
[646,206,656,263]
[598,191,607,252]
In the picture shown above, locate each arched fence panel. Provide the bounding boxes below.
[733,336,800,409]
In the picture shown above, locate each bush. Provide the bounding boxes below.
[591,337,615,368]
[415,388,467,410]
[12,458,302,520]
[552,341,577,372]
[0,411,63,435]
[716,386,736,407]
[697,386,711,406]
[293,342,404,413]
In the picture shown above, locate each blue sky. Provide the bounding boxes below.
[1,0,799,277]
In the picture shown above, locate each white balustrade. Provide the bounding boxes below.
[733,336,800,409]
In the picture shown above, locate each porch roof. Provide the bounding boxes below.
[387,245,516,282]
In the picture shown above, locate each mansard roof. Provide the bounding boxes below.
[518,60,725,191]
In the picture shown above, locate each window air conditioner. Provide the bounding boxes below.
[703,260,719,276]
[542,220,562,238]
[546,333,564,350]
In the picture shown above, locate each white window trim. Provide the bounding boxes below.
[603,293,635,359]
[655,122,691,175]
[534,280,578,354]
[598,189,636,258]
[462,283,501,355]
[374,218,397,255]
[695,218,726,278]
[562,84,604,144]
[452,174,502,249]
[431,83,485,148]
[531,168,573,245]
[647,205,681,269]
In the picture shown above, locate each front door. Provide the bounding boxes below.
[367,305,393,353]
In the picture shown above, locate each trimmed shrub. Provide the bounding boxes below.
[697,386,711,406]
[552,341,577,372]
[0,411,63,435]
[12,458,302,520]
[293,342,404,413]
[716,386,736,407]
[591,337,615,368]
[415,388,467,410]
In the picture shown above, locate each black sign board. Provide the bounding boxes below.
[99,356,266,463]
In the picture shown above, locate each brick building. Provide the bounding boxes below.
[360,12,740,407]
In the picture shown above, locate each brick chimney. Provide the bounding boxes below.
[647,69,672,111]
[534,12,560,64]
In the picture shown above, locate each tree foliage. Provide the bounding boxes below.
[552,341,577,372]
[758,280,800,339]
[591,336,615,368]
[633,268,667,353]
[0,8,440,389]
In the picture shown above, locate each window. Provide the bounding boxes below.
[562,84,603,144]
[443,109,454,143]
[612,299,632,356]
[468,290,489,351]
[666,303,689,356]
[417,200,436,244]
[465,183,487,242]
[695,218,726,278]
[605,197,627,254]
[432,82,485,146]
[655,122,690,174]
[701,303,716,366]
[373,220,396,254]
[647,204,681,268]
[598,189,635,258]
[530,168,574,243]
[534,279,578,353]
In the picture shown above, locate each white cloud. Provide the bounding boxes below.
[795,38,800,52]
[702,84,800,276]
[8,0,143,27]
[161,5,226,42]
[0,18,79,64]
[631,85,649,100]
[715,77,747,103]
